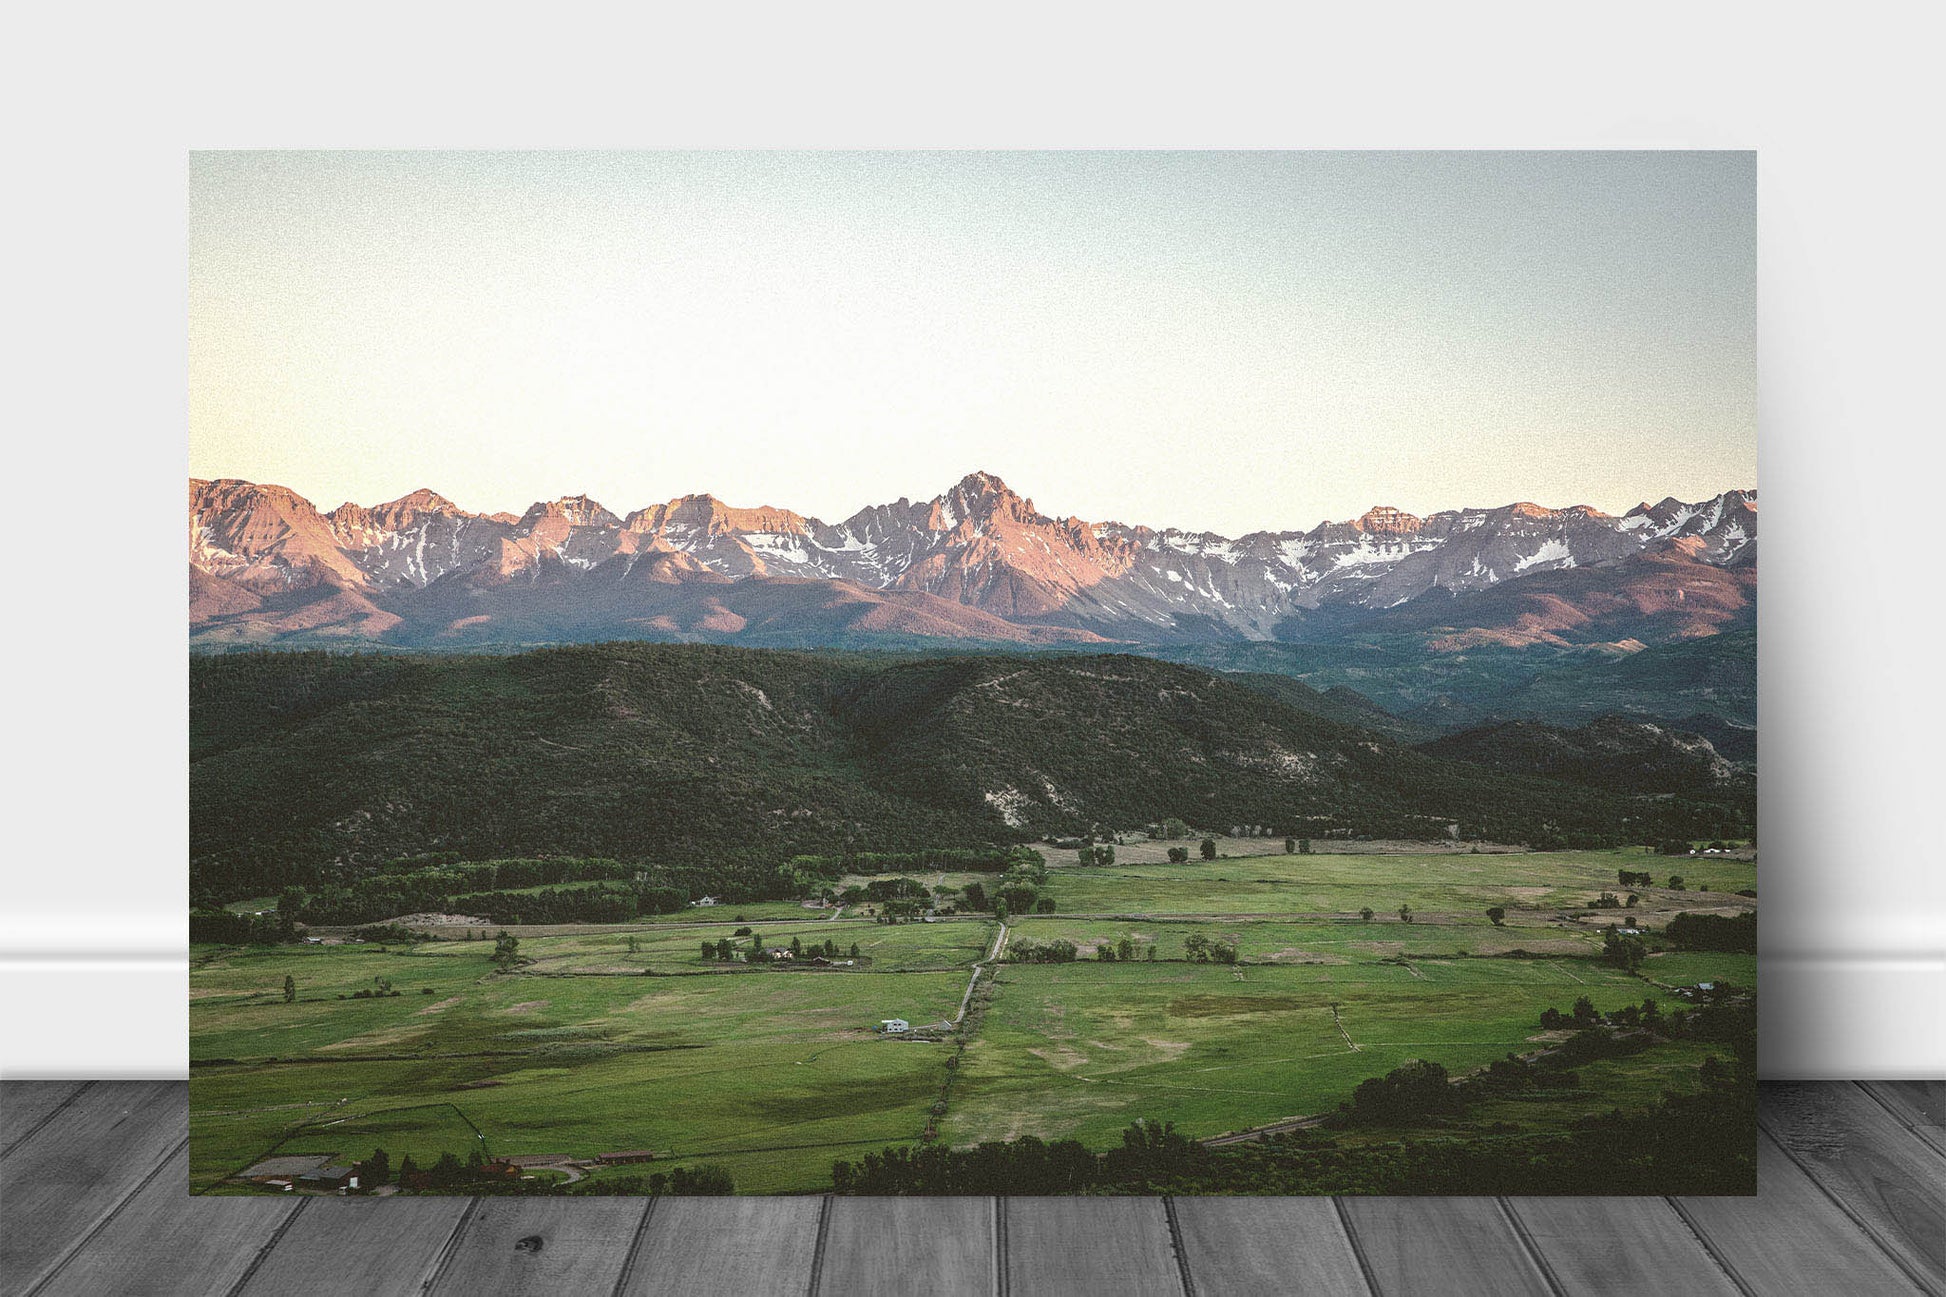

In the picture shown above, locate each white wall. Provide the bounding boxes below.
[2,3,1940,1077]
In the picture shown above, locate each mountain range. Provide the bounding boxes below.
[189,472,1754,651]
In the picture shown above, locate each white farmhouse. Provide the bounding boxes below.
[880,1018,911,1034]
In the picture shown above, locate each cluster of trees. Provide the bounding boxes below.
[352,1144,735,1196]
[780,847,1042,892]
[700,934,860,962]
[343,975,402,1000]
[831,1119,1207,1195]
[1095,937,1156,962]
[1216,1066,1754,1195]
[1344,1058,1465,1124]
[1539,995,1605,1031]
[397,1149,494,1191]
[567,1164,733,1196]
[1664,910,1758,953]
[1009,937,1080,964]
[254,859,691,928]
[957,855,1054,920]
[792,846,1038,876]
[1181,933,1239,963]
[189,908,293,945]
[450,883,687,926]
[1617,869,1656,888]
[1537,990,1752,1040]
[1075,845,1115,866]
[1602,928,1648,971]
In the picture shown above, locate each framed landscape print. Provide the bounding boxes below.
[188,150,1756,1197]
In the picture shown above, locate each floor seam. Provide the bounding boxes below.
[419,1195,484,1294]
[608,1196,658,1297]
[992,1196,1007,1297]
[1853,1081,1946,1166]
[1755,1118,1937,1296]
[1330,1198,1383,1297]
[23,1133,186,1297]
[1496,1197,1568,1297]
[1665,1195,1759,1297]
[221,1194,311,1297]
[1162,1196,1198,1297]
[806,1192,834,1297]
[1,1080,93,1161]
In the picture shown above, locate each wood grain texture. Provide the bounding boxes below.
[818,1196,995,1297]
[1676,1132,1928,1296]
[0,1081,184,1296]
[32,1144,296,1297]
[427,1197,648,1295]
[5,1081,1946,1297]
[618,1196,823,1296]
[231,1196,472,1295]
[1336,1197,1554,1297]
[1003,1198,1184,1297]
[1171,1197,1371,1296]
[1758,1080,1946,1292]
[1863,1079,1946,1157]
[1505,1196,1739,1296]
[0,1081,90,1158]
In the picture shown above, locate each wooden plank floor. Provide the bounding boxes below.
[1,1082,1939,1296]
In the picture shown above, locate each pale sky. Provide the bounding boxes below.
[190,151,1755,534]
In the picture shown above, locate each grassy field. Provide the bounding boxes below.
[1040,847,1756,917]
[191,847,1753,1194]
[938,957,1650,1151]
[508,918,995,976]
[191,941,969,1193]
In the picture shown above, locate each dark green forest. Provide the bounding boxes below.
[191,645,1754,904]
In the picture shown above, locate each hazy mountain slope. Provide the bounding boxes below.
[1152,628,1757,734]
[1417,715,1751,796]
[1221,672,1440,744]
[1500,629,1758,727]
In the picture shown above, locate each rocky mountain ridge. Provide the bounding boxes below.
[189,472,1755,647]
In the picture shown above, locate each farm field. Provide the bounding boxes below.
[190,848,1754,1194]
[1039,846,1755,917]
[191,939,971,1194]
[937,957,1651,1152]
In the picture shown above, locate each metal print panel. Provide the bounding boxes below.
[188,150,1756,1196]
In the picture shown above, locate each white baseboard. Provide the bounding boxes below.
[3,944,1939,1080]
[1760,951,1946,1079]
[0,957,187,1079]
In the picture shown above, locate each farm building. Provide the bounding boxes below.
[296,1164,358,1191]
[690,896,719,907]
[597,1150,658,1165]
[880,1018,911,1034]
[236,1154,336,1187]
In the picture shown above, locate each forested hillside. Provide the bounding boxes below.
[191,645,1752,904]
